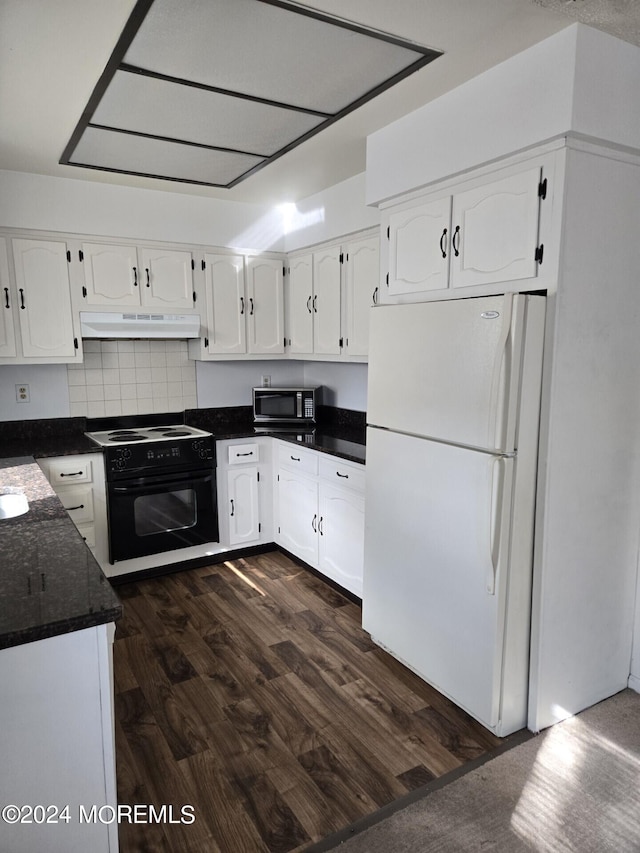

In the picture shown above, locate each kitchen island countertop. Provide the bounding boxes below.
[0,456,122,650]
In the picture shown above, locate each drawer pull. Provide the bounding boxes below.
[336,471,349,478]
[290,455,301,462]
[64,503,84,511]
[237,451,254,457]
[60,471,83,477]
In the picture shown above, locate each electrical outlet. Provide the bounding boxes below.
[261,375,271,388]
[15,384,30,403]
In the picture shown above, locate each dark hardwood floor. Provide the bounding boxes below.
[113,550,505,853]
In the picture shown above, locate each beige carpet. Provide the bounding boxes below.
[314,689,640,852]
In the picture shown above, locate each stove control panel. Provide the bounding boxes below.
[105,437,214,477]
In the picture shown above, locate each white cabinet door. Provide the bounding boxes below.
[246,257,284,354]
[286,253,313,354]
[205,253,246,354]
[0,238,17,357]
[139,247,194,309]
[81,242,139,306]
[319,482,365,597]
[344,235,379,357]
[450,167,541,289]
[11,238,76,358]
[227,466,260,545]
[388,196,451,295]
[312,246,341,354]
[276,468,318,565]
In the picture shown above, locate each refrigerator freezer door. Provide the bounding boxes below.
[363,426,527,733]
[367,293,536,453]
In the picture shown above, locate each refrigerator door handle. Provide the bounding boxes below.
[488,456,512,595]
[487,293,514,449]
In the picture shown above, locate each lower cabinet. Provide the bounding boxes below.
[37,453,108,564]
[217,438,273,547]
[275,441,365,597]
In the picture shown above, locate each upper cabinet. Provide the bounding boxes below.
[80,242,195,310]
[191,252,285,360]
[383,160,549,300]
[0,237,81,364]
[284,230,379,362]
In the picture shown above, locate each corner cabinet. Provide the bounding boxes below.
[0,237,82,364]
[284,230,378,362]
[274,441,365,597]
[191,254,285,360]
[383,159,552,301]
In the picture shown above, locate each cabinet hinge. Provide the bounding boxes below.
[538,178,548,200]
[277,474,280,482]
[82,286,87,298]
[66,250,71,263]
[339,253,344,264]
[283,266,286,277]
[192,291,197,303]
[535,244,544,264]
[278,526,280,533]
[201,259,206,271]
[339,337,344,348]
[257,471,260,482]
[191,259,195,270]
[386,272,389,286]
[284,336,287,348]
[204,336,209,348]
[78,250,84,262]
[387,226,390,240]
[259,523,262,533]
[73,337,78,350]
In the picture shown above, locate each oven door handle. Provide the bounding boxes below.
[111,471,214,493]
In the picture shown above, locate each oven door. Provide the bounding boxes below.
[107,468,218,563]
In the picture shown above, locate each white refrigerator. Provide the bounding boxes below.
[363,293,546,736]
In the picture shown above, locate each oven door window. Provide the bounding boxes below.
[134,488,197,537]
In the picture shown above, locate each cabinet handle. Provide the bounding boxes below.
[318,516,324,535]
[452,225,460,257]
[372,286,379,305]
[64,504,84,511]
[290,455,300,462]
[145,268,150,287]
[19,288,26,309]
[133,267,138,287]
[230,499,235,517]
[240,296,245,315]
[249,297,254,315]
[439,227,448,259]
[312,513,317,532]
[3,287,9,309]
[336,471,349,479]
[313,294,318,313]
[60,471,83,477]
[307,295,312,313]
[237,451,254,457]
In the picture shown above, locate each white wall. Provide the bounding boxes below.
[0,364,69,421]
[283,173,379,252]
[366,24,640,206]
[0,170,285,252]
[195,361,305,409]
[302,362,367,411]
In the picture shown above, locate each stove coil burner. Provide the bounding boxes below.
[161,429,191,436]
[108,432,146,442]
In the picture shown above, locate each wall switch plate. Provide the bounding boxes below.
[15,384,30,403]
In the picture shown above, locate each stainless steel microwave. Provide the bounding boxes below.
[253,386,320,425]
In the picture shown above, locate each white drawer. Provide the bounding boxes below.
[319,455,366,492]
[48,457,92,485]
[59,486,94,524]
[228,443,259,465]
[277,442,318,476]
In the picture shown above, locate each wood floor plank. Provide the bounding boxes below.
[114,551,514,853]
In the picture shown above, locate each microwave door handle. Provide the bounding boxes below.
[296,393,302,418]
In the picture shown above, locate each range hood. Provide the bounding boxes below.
[80,311,201,339]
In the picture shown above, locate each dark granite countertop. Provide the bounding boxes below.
[0,456,122,650]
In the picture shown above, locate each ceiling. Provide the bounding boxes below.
[2,0,640,206]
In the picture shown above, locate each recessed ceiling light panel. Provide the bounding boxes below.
[61,0,441,188]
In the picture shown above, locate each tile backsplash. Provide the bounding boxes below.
[67,340,197,418]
